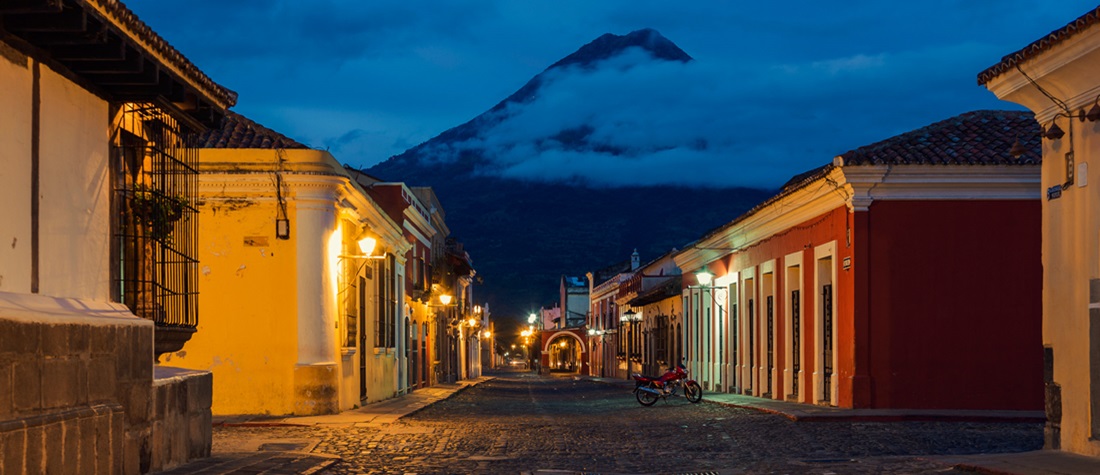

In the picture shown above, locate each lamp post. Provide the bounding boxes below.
[621,308,642,378]
[689,268,730,393]
[432,293,456,383]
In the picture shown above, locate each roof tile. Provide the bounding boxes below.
[978,6,1100,85]
[839,110,1040,166]
[198,111,309,149]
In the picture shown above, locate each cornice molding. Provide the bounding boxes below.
[675,164,1039,272]
[675,167,848,272]
[984,26,1100,122]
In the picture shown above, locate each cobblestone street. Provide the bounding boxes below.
[211,369,1043,474]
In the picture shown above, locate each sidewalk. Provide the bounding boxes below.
[155,376,492,474]
[581,375,1100,475]
[220,376,493,428]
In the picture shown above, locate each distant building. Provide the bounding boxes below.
[675,111,1043,410]
[586,252,638,378]
[539,306,561,331]
[620,251,682,378]
[981,6,1100,453]
[351,173,442,394]
[560,275,589,329]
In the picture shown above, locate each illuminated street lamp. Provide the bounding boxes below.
[438,294,453,306]
[695,269,714,286]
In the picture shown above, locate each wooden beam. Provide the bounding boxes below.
[67,51,143,74]
[0,0,63,15]
[86,60,159,86]
[2,6,85,32]
[49,38,125,61]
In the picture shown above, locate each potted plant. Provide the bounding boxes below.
[129,183,187,241]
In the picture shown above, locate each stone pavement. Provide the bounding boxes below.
[156,372,1100,475]
[580,374,1100,475]
[154,376,492,474]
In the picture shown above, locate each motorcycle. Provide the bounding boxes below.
[632,362,703,406]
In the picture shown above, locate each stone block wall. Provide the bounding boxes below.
[150,366,213,472]
[0,315,152,474]
[0,299,211,474]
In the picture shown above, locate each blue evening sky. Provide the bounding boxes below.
[129,1,1098,188]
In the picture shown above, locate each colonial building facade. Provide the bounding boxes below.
[981,6,1100,453]
[674,111,1044,410]
[621,251,683,378]
[0,1,234,472]
[174,114,409,415]
[352,175,440,394]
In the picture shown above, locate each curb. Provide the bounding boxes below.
[400,378,495,420]
[214,421,313,428]
[951,463,1017,475]
[578,376,1044,424]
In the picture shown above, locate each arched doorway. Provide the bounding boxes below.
[542,330,587,374]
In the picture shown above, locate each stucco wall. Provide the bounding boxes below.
[38,65,111,301]
[982,25,1100,455]
[0,49,110,300]
[1040,114,1100,452]
[712,206,852,405]
[179,148,403,415]
[0,45,33,294]
[171,178,301,415]
[865,200,1043,410]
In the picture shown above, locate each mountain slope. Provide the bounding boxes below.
[368,29,772,319]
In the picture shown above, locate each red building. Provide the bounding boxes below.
[350,172,440,392]
[675,110,1044,410]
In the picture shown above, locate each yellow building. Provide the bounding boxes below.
[166,113,408,416]
[981,6,1100,455]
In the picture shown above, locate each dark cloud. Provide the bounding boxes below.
[129,1,1099,186]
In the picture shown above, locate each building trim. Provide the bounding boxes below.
[813,240,838,406]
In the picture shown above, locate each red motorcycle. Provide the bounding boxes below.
[632,363,703,406]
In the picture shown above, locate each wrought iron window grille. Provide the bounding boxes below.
[111,103,199,330]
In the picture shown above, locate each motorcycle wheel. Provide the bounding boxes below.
[684,381,703,403]
[636,384,660,406]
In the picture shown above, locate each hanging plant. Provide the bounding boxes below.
[129,183,188,241]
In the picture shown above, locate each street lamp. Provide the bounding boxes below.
[695,269,714,286]
[438,294,453,306]
[620,309,641,323]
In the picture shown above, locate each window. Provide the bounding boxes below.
[655,315,668,365]
[346,276,364,347]
[111,103,198,329]
[375,254,398,348]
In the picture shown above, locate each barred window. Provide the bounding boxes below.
[111,103,198,330]
[376,254,397,348]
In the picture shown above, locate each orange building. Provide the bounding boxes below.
[675,111,1044,410]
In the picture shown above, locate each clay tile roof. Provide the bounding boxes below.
[684,110,1041,252]
[978,6,1100,86]
[198,111,310,149]
[838,110,1041,166]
